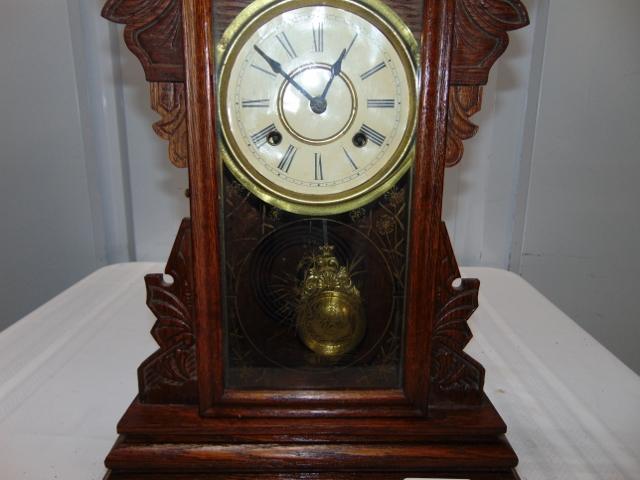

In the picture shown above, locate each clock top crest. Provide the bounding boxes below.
[101,0,529,478]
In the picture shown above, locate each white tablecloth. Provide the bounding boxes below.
[0,263,639,479]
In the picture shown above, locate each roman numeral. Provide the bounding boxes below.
[343,148,358,170]
[251,124,277,148]
[313,23,324,53]
[367,99,395,108]
[361,124,386,147]
[278,145,297,173]
[360,61,386,80]
[242,99,270,108]
[276,32,297,59]
[314,153,324,181]
[251,63,276,77]
[345,33,358,58]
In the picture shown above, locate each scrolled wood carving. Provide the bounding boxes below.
[103,0,528,85]
[151,82,188,168]
[102,0,185,82]
[138,218,198,404]
[104,0,528,169]
[451,0,529,86]
[446,0,528,167]
[430,222,484,406]
[446,85,482,167]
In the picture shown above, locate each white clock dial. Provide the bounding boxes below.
[218,0,417,214]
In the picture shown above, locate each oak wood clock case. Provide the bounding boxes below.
[101,0,529,478]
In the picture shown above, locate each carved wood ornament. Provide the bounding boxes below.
[138,218,196,403]
[150,82,189,168]
[446,85,482,167]
[102,0,529,478]
[103,0,528,169]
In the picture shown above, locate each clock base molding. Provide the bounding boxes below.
[105,471,520,479]
[103,398,519,479]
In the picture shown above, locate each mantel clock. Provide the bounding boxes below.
[101,0,529,478]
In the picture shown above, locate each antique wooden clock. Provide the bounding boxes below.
[101,0,528,478]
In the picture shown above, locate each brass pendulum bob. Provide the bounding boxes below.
[296,243,366,358]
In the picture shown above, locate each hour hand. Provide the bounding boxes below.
[253,45,314,102]
[254,45,283,75]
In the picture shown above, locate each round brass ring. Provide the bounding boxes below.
[217,0,420,216]
[277,64,358,146]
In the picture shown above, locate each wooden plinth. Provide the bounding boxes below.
[107,471,521,480]
[104,396,518,479]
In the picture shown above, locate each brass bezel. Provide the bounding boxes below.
[216,0,419,216]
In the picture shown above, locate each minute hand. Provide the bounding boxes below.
[253,46,314,102]
[319,49,347,101]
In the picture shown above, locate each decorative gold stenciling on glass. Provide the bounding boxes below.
[297,245,365,357]
[222,173,411,389]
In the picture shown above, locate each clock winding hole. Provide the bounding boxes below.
[353,132,368,147]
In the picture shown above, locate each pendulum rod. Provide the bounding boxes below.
[322,219,329,246]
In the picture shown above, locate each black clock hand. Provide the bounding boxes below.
[308,49,347,115]
[319,48,347,101]
[253,45,314,102]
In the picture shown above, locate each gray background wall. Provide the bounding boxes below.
[1,0,639,374]
[0,0,104,323]
[515,0,640,374]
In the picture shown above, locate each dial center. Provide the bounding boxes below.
[309,96,328,115]
[278,64,357,146]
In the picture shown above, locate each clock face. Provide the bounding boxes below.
[218,0,418,214]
